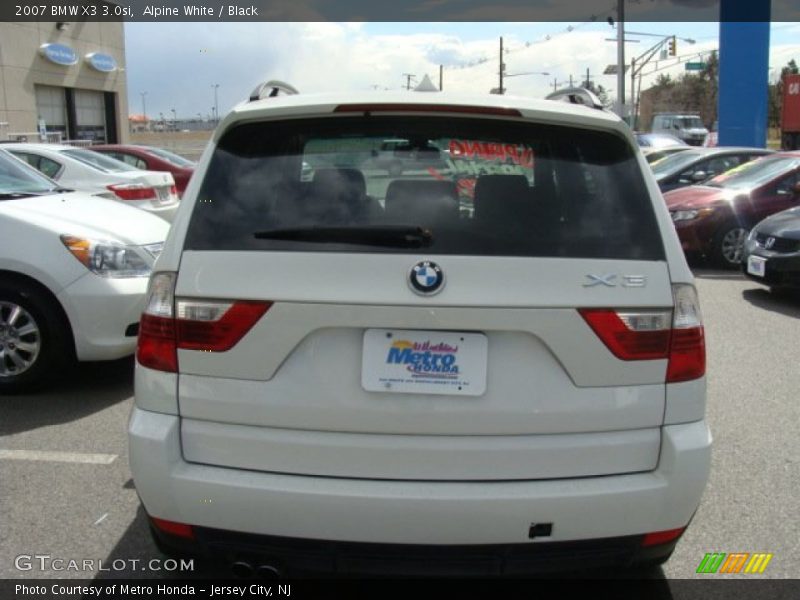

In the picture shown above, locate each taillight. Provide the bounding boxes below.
[107,183,157,200]
[579,284,705,383]
[169,184,177,196]
[667,284,705,383]
[137,273,178,372]
[136,273,271,373]
[578,309,672,360]
[175,299,271,352]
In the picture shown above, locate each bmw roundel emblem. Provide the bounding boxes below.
[409,261,445,295]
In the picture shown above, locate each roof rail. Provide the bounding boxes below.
[248,80,300,102]
[545,87,604,110]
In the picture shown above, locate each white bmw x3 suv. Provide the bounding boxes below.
[129,83,711,576]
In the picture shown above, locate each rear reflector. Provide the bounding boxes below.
[579,284,705,383]
[641,527,686,547]
[136,272,272,372]
[150,516,195,540]
[333,103,523,117]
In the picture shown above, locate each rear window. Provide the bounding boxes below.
[186,116,664,260]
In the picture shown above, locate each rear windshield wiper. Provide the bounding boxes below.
[254,225,433,248]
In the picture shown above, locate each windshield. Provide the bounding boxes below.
[186,116,664,261]
[651,150,704,177]
[61,148,138,173]
[0,150,62,195]
[707,156,800,190]
[677,117,704,129]
[143,146,195,168]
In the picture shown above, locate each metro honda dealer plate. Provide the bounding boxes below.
[747,255,767,278]
[361,329,488,396]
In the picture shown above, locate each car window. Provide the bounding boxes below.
[143,146,195,168]
[774,171,800,195]
[186,116,664,261]
[114,153,148,170]
[0,150,62,194]
[60,149,138,173]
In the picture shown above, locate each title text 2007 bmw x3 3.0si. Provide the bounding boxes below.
[128,82,710,577]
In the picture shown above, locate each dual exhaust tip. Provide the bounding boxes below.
[231,560,282,579]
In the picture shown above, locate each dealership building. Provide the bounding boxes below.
[0,21,128,144]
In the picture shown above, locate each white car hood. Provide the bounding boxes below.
[0,192,170,246]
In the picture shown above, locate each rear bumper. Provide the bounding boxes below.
[149,524,682,576]
[130,407,711,550]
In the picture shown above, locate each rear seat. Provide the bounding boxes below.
[384,180,459,226]
[473,174,559,237]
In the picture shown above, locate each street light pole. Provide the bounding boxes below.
[499,36,504,95]
[211,84,220,123]
[140,91,147,122]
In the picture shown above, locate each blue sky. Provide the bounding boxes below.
[124,22,800,119]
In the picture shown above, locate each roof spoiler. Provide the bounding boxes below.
[545,87,604,110]
[248,80,300,102]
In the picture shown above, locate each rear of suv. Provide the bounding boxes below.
[129,84,711,576]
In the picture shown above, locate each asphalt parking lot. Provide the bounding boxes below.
[1,267,798,581]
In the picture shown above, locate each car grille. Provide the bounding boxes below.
[755,233,800,253]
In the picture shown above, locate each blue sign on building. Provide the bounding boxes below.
[38,43,78,66]
[85,52,118,73]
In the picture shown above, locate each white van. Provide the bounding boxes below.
[128,83,711,576]
[651,113,709,146]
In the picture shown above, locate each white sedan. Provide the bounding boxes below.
[0,149,169,393]
[5,143,179,222]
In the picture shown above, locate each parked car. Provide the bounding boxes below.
[129,84,709,576]
[635,132,688,149]
[664,152,800,267]
[5,143,179,221]
[743,205,800,291]
[370,138,445,176]
[651,147,773,193]
[0,149,169,393]
[651,113,709,146]
[90,144,195,196]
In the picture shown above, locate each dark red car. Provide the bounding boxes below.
[91,145,195,196]
[664,152,800,267]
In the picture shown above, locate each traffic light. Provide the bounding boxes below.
[668,36,677,56]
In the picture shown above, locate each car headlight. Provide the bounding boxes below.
[671,208,714,222]
[60,235,152,278]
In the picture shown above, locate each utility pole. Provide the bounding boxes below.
[439,65,443,91]
[402,73,415,90]
[616,0,626,118]
[584,68,591,88]
[569,75,574,87]
[552,77,559,91]
[498,36,505,95]
[140,91,147,120]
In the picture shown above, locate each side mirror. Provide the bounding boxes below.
[691,171,708,182]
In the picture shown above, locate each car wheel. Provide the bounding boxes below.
[0,282,72,394]
[711,225,749,268]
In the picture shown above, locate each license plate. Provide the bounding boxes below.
[747,255,766,278]
[361,329,487,396]
[156,187,170,203]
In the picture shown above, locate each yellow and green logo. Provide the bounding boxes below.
[696,553,773,574]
